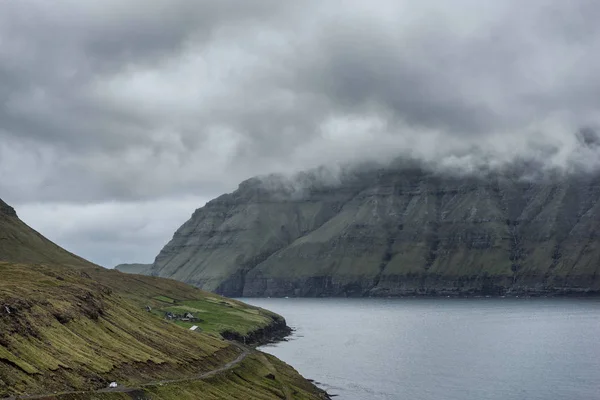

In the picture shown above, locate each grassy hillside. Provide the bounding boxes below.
[0,200,90,267]
[0,200,327,399]
[36,353,325,400]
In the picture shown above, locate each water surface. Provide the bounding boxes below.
[241,298,600,400]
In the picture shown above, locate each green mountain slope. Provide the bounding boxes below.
[0,199,328,399]
[0,199,90,267]
[137,163,600,297]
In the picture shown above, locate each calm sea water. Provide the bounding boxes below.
[241,298,600,400]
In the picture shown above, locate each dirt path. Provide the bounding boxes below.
[2,343,250,400]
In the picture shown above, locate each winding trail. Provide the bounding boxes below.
[2,342,250,400]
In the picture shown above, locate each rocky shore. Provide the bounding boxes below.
[220,314,292,346]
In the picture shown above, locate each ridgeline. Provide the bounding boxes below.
[121,161,600,297]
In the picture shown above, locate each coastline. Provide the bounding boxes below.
[222,314,333,399]
[220,314,292,346]
[236,288,600,299]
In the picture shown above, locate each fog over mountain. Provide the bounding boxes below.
[1,0,600,266]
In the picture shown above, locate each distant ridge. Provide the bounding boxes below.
[132,163,600,297]
[115,263,152,274]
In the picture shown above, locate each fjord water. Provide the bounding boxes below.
[242,298,600,400]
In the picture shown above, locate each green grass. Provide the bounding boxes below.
[0,262,288,398]
[141,353,328,400]
[154,295,176,304]
[0,261,295,396]
[154,298,277,336]
[0,198,323,399]
[0,263,245,396]
[0,262,322,399]
[49,353,329,400]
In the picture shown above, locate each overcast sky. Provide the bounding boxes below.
[1,0,600,267]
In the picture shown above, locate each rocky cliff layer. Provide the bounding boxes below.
[141,165,600,297]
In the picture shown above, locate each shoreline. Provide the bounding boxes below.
[220,315,292,346]
[237,291,600,300]
[222,315,333,399]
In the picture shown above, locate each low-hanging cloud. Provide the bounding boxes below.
[2,0,600,265]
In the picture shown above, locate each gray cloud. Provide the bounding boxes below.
[2,0,600,266]
[17,196,211,267]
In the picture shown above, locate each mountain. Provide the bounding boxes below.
[135,162,600,297]
[0,199,90,267]
[114,263,153,274]
[0,199,328,399]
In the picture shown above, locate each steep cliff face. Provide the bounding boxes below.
[146,166,600,297]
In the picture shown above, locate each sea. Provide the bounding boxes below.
[241,298,600,400]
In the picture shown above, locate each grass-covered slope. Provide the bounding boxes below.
[42,353,326,400]
[0,199,327,399]
[0,199,90,267]
[0,262,238,395]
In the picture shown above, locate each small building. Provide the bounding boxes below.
[182,312,198,322]
[164,311,199,322]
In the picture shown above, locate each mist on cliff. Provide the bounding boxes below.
[2,0,600,265]
[254,126,600,198]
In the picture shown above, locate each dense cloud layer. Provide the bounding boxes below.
[2,0,600,265]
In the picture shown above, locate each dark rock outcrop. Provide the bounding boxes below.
[221,315,292,345]
[0,199,17,218]
[135,164,600,297]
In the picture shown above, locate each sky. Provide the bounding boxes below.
[1,0,600,267]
